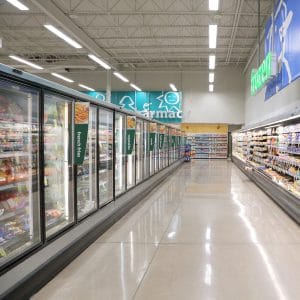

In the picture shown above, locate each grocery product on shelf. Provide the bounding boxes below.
[232,122,300,199]
[0,80,40,267]
[188,133,228,159]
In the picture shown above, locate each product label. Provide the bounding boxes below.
[126,116,136,155]
[74,102,89,165]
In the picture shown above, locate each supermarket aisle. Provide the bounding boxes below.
[32,160,300,300]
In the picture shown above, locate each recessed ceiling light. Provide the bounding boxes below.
[6,0,29,11]
[209,55,216,70]
[209,24,218,49]
[169,83,178,92]
[130,83,142,91]
[78,84,95,91]
[9,55,43,70]
[44,25,82,49]
[209,0,219,11]
[113,72,129,83]
[51,72,74,83]
[209,84,214,92]
[88,54,111,70]
[209,72,215,83]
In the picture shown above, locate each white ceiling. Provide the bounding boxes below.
[0,0,273,73]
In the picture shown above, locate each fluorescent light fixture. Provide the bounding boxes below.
[6,0,29,10]
[78,84,95,91]
[9,55,43,70]
[130,83,142,91]
[88,54,111,70]
[113,72,129,83]
[209,55,216,69]
[51,72,74,83]
[209,84,214,92]
[209,72,215,83]
[169,83,177,92]
[209,0,219,11]
[209,24,218,49]
[44,25,82,49]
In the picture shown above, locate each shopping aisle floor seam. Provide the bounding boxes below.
[131,186,184,300]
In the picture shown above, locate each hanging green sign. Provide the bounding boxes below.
[159,125,165,149]
[149,122,157,151]
[251,52,277,96]
[126,116,136,154]
[74,102,89,164]
[172,135,176,147]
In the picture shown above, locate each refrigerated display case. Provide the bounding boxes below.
[0,79,41,268]
[76,106,97,219]
[98,109,113,206]
[115,113,126,196]
[232,119,300,224]
[136,119,143,184]
[0,64,184,282]
[43,92,74,238]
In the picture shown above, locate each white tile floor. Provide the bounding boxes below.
[32,160,300,300]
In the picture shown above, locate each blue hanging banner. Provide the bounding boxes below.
[264,0,300,100]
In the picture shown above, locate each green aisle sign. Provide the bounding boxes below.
[159,125,165,149]
[149,122,157,151]
[172,136,176,147]
[126,116,136,154]
[74,102,89,164]
[251,52,277,96]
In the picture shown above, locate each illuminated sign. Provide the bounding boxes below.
[251,52,277,96]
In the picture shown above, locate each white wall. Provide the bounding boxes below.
[244,52,300,126]
[41,67,245,125]
[181,68,244,124]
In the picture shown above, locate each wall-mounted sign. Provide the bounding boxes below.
[264,0,300,100]
[251,52,277,96]
[83,91,182,123]
[74,102,89,164]
[126,116,136,155]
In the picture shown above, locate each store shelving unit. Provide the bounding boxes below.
[232,121,300,224]
[188,133,228,159]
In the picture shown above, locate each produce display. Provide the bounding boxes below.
[188,133,228,159]
[0,83,40,267]
[232,123,300,198]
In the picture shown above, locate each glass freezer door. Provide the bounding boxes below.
[98,108,113,206]
[135,119,143,184]
[115,113,126,196]
[77,106,97,219]
[0,79,40,268]
[43,93,74,238]
[143,122,149,179]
